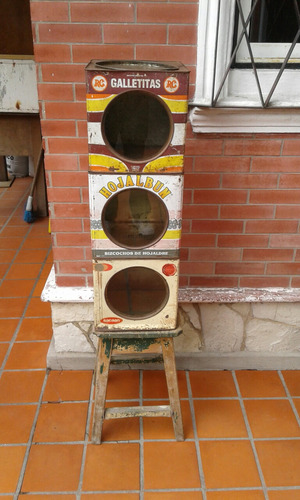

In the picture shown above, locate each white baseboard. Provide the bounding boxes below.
[47,338,300,371]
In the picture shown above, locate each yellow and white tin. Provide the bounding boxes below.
[93,259,179,331]
[89,172,183,259]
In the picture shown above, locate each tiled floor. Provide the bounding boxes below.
[0,178,300,499]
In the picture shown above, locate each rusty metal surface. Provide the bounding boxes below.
[93,60,181,71]
[93,258,179,331]
[85,59,189,173]
[0,59,38,113]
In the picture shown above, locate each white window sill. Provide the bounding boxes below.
[189,106,300,134]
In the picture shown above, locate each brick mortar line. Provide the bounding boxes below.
[11,436,297,446]
[185,370,207,500]
[232,370,269,500]
[14,369,49,499]
[76,367,95,498]
[278,370,300,428]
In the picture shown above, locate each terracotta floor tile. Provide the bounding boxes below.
[0,343,8,366]
[82,443,139,491]
[0,237,24,249]
[236,371,286,398]
[81,494,139,499]
[144,441,201,490]
[46,249,53,262]
[17,317,52,341]
[0,404,37,443]
[21,444,83,493]
[40,261,53,276]
[268,490,300,499]
[21,496,75,500]
[293,398,300,417]
[34,402,88,442]
[14,248,48,264]
[0,371,45,403]
[0,319,19,341]
[1,226,29,238]
[0,208,13,217]
[0,197,19,207]
[29,215,49,227]
[0,263,10,279]
[0,263,9,279]
[98,401,140,442]
[144,493,202,500]
[0,297,27,318]
[244,399,300,438]
[106,370,140,400]
[282,370,300,396]
[0,279,35,298]
[0,249,16,263]
[143,399,194,440]
[194,399,248,438]
[189,371,237,398]
[6,263,42,280]
[200,440,261,489]
[10,207,27,217]
[8,215,29,226]
[206,492,265,500]
[25,297,51,317]
[255,440,300,487]
[143,370,188,399]
[43,370,93,402]
[0,446,26,493]
[32,277,49,296]
[22,236,52,250]
[5,341,49,370]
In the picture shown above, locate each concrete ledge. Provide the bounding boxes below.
[175,352,300,371]
[47,338,95,371]
[47,338,300,371]
[42,266,300,304]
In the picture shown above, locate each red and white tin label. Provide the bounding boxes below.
[100,317,123,324]
[92,75,108,92]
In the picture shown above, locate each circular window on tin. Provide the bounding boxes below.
[102,90,173,162]
[105,266,169,319]
[102,188,169,249]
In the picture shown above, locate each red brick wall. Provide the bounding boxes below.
[30,0,300,289]
[183,131,300,288]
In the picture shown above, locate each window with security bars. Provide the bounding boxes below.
[193,0,300,113]
[235,0,300,65]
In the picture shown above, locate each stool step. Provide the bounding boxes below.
[111,355,163,365]
[104,405,172,419]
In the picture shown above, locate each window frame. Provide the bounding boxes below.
[191,0,300,133]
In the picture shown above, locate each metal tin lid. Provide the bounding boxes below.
[94,60,180,71]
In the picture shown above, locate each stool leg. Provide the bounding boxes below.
[161,338,184,441]
[92,338,112,444]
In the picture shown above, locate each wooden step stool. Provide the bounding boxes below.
[92,326,184,444]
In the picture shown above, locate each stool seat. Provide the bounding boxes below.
[91,326,184,444]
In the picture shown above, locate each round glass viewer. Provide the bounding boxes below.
[102,188,169,249]
[105,266,169,319]
[102,90,173,162]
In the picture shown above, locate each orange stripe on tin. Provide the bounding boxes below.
[86,93,115,99]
